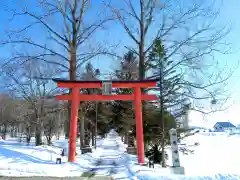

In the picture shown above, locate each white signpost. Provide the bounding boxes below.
[169,128,185,175]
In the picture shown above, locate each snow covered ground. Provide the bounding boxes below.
[0,132,240,179]
[179,132,240,176]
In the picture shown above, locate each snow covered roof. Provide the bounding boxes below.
[214,122,236,128]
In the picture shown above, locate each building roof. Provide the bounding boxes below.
[214,122,236,128]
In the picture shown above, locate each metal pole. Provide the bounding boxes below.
[95,101,98,149]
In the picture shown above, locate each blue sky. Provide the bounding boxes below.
[0,0,240,127]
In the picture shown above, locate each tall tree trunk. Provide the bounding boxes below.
[124,134,128,144]
[161,134,166,167]
[80,117,85,148]
[2,123,7,140]
[84,129,90,146]
[26,125,31,145]
[26,136,31,145]
[46,135,52,145]
[65,100,71,139]
[57,132,60,140]
[159,60,166,167]
[46,126,52,145]
[91,125,95,146]
[35,129,42,146]
[35,122,43,146]
[139,0,146,81]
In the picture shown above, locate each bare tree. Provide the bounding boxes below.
[20,112,37,144]
[43,102,64,145]
[105,0,232,82]
[104,0,235,121]
[0,94,19,139]
[2,57,62,145]
[1,0,115,138]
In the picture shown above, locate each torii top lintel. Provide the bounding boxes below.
[52,78,158,89]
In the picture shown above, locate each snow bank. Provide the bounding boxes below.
[136,174,240,180]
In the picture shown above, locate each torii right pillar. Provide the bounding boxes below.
[134,87,145,164]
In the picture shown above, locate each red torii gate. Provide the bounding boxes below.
[53,79,158,164]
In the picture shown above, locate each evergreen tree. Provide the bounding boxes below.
[148,39,185,167]
[110,51,138,145]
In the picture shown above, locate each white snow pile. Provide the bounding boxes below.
[0,130,240,180]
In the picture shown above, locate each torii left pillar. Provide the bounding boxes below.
[68,87,79,162]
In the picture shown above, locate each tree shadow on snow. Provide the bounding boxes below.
[0,141,60,156]
[0,146,62,165]
[0,140,23,146]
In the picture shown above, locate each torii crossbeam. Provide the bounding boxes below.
[53,78,158,164]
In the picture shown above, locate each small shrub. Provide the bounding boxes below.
[109,168,116,175]
[95,159,102,166]
[81,171,95,177]
[112,161,117,166]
